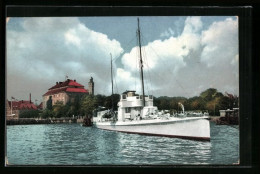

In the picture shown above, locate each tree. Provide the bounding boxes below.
[19,110,40,118]
[160,99,169,110]
[206,100,216,115]
[183,99,191,111]
[46,96,53,110]
[71,95,82,116]
[169,99,178,110]
[52,101,65,118]
[111,94,120,110]
[224,92,239,109]
[80,95,98,116]
[191,100,200,110]
[95,94,106,107]
[40,109,54,119]
[188,96,205,111]
[200,88,218,101]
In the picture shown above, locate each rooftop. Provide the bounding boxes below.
[43,79,88,96]
[8,100,37,110]
[49,79,84,90]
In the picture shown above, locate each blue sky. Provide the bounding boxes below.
[6,16,238,103]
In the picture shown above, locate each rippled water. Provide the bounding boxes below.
[6,122,239,165]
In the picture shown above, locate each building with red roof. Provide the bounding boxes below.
[42,78,94,109]
[6,94,38,119]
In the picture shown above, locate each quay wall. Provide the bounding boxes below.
[6,118,84,125]
[209,116,239,125]
[209,116,220,122]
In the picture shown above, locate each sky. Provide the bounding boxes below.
[6,16,239,104]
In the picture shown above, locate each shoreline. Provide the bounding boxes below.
[6,116,238,126]
[209,116,220,122]
[6,118,84,125]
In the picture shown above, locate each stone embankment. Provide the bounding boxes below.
[209,115,239,125]
[209,116,219,122]
[215,116,239,125]
[6,117,84,125]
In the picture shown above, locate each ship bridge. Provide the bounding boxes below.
[119,91,153,108]
[117,91,156,121]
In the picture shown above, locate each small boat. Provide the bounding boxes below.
[82,117,92,127]
[93,18,210,141]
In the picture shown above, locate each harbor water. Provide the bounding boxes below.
[6,122,239,165]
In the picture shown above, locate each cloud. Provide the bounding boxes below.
[201,18,238,67]
[117,17,203,96]
[183,16,203,34]
[7,17,123,101]
[160,27,175,38]
[65,29,81,47]
[117,17,238,97]
[6,16,239,101]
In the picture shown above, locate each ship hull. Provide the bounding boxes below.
[94,117,210,141]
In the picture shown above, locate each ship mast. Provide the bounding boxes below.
[110,53,114,111]
[137,18,145,107]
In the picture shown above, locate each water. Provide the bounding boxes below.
[6,122,239,165]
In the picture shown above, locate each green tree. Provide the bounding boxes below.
[200,88,218,101]
[153,97,160,108]
[95,94,106,107]
[187,96,204,110]
[160,99,169,110]
[156,96,170,110]
[183,99,191,111]
[40,109,54,119]
[19,110,40,118]
[46,96,53,110]
[169,99,178,110]
[80,95,97,116]
[111,94,120,110]
[71,95,82,116]
[52,101,65,118]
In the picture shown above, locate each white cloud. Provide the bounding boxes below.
[65,28,81,47]
[115,68,138,92]
[6,17,239,101]
[7,17,123,101]
[160,27,175,38]
[201,18,238,67]
[117,16,238,97]
[183,16,203,34]
[117,17,204,96]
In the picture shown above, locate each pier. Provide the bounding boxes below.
[209,108,239,125]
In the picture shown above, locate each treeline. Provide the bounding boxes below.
[20,94,121,119]
[154,88,238,115]
[19,88,238,118]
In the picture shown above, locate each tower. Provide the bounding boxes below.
[88,77,94,95]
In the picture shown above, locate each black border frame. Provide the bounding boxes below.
[1,1,259,174]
